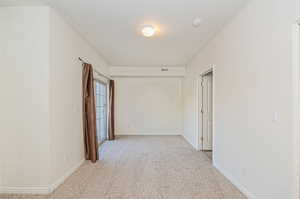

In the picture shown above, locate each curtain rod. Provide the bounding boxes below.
[78,57,112,80]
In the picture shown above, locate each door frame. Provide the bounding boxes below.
[200,69,213,151]
[292,20,300,199]
[196,66,215,155]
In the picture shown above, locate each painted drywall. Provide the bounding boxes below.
[183,0,300,198]
[46,0,248,66]
[298,24,300,198]
[182,76,199,149]
[115,77,183,135]
[49,9,109,185]
[0,6,109,193]
[110,66,186,77]
[294,22,300,199]
[0,6,51,189]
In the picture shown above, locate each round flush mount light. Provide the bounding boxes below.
[142,25,156,37]
[192,17,202,28]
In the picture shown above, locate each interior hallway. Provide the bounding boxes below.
[1,136,246,199]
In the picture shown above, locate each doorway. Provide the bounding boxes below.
[95,81,108,145]
[200,70,213,159]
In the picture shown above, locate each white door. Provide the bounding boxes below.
[202,72,213,150]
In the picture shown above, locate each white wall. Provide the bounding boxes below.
[0,6,51,190]
[294,21,300,199]
[49,9,109,185]
[0,6,109,194]
[114,77,183,135]
[183,0,300,198]
[110,66,186,77]
[298,24,300,199]
[182,76,199,149]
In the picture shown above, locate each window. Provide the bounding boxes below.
[95,81,108,145]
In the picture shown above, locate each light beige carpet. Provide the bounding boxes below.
[1,136,247,199]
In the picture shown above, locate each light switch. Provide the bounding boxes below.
[273,112,278,122]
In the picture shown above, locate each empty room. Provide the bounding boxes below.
[1,0,300,199]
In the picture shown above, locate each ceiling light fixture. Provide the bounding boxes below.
[142,25,156,37]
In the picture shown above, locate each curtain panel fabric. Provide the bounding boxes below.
[82,63,98,163]
[108,80,115,140]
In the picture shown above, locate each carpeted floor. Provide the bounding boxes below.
[1,136,246,199]
[204,151,213,160]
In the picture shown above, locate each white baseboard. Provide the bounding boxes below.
[0,159,85,195]
[214,163,256,199]
[0,186,50,194]
[48,158,85,193]
[181,134,198,150]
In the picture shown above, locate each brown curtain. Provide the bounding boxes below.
[108,80,115,140]
[82,63,98,163]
